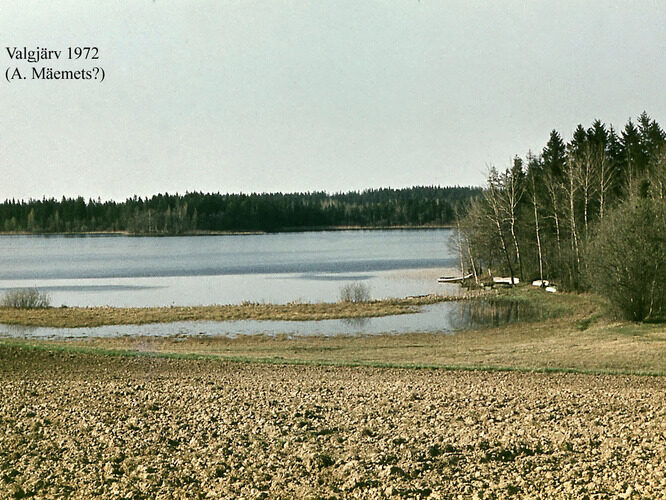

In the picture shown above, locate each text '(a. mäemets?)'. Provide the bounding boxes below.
[4,46,105,83]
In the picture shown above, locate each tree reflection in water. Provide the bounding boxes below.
[448,299,545,330]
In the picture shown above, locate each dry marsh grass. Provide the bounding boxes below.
[1,288,51,309]
[0,293,484,328]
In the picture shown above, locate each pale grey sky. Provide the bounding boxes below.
[2,1,665,201]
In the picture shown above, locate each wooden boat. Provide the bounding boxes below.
[438,273,473,283]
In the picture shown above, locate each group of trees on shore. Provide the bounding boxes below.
[458,112,666,321]
[0,186,480,234]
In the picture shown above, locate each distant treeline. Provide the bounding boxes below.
[0,186,481,234]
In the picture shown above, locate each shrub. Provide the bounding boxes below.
[585,198,666,321]
[1,288,51,309]
[339,282,371,303]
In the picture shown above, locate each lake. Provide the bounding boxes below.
[1,299,549,340]
[0,229,460,307]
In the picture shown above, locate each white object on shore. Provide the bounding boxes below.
[545,286,557,293]
[532,279,550,287]
[438,273,473,283]
[493,276,520,285]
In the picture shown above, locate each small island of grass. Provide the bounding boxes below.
[0,292,476,328]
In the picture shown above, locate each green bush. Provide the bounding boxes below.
[1,288,51,309]
[586,199,666,321]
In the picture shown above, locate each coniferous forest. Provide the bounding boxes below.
[459,112,666,320]
[0,186,479,234]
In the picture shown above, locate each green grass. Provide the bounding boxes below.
[1,337,663,377]
[2,286,664,376]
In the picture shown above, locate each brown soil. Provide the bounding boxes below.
[1,347,664,499]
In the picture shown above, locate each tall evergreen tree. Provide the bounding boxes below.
[542,130,567,179]
[620,119,644,195]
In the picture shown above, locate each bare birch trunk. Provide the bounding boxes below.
[509,223,522,281]
[484,170,515,286]
[598,147,613,221]
[530,174,544,282]
[465,237,479,286]
[565,155,581,280]
[502,168,524,282]
[544,175,562,261]
[455,215,466,279]
[578,145,597,240]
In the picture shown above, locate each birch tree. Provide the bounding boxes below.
[577,143,597,238]
[596,144,614,220]
[484,167,516,285]
[563,152,581,283]
[500,159,525,280]
[528,164,544,282]
[541,130,567,262]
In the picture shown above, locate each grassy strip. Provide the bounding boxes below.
[2,339,662,377]
[0,293,485,328]
[3,288,663,376]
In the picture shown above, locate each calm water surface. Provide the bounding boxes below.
[0,229,488,339]
[0,300,547,339]
[0,230,458,306]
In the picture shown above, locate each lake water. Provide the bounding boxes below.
[0,299,547,340]
[0,230,460,307]
[0,227,546,339]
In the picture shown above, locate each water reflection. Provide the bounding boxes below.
[0,299,550,340]
[448,299,545,330]
[340,317,370,328]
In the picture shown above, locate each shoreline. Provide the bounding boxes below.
[0,225,454,237]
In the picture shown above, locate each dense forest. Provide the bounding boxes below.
[0,186,480,234]
[458,112,666,320]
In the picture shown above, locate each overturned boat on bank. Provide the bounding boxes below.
[438,273,473,283]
